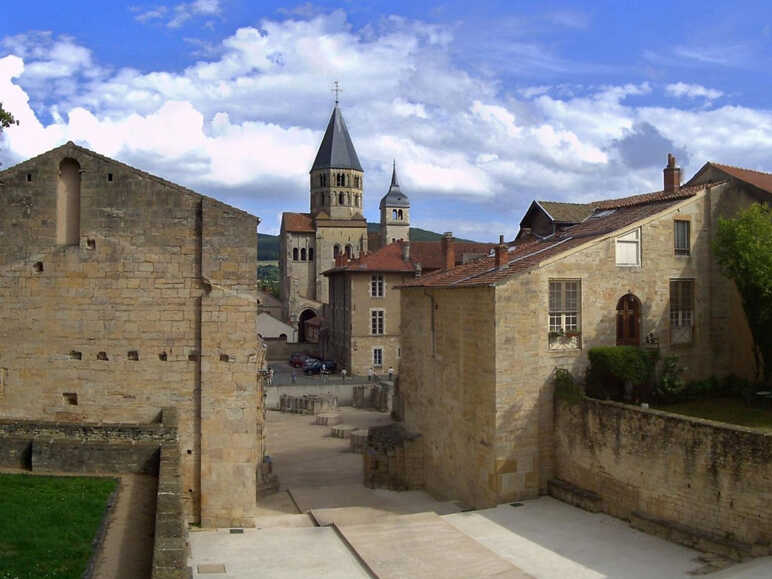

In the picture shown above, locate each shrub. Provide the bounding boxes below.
[553,368,582,403]
[586,346,658,402]
[654,355,686,403]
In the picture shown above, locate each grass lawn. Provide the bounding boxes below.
[0,474,118,579]
[655,397,772,432]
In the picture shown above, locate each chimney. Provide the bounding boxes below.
[441,232,455,271]
[495,234,508,269]
[402,241,410,262]
[415,262,422,278]
[663,153,681,193]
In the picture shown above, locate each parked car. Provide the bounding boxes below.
[289,352,310,367]
[304,359,337,375]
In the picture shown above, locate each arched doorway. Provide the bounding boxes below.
[616,293,641,346]
[298,309,316,343]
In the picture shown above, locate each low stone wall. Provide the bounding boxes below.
[265,383,355,408]
[279,393,337,415]
[554,397,772,558]
[0,409,190,578]
[353,382,393,413]
[364,424,424,491]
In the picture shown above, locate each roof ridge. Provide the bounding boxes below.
[710,162,772,177]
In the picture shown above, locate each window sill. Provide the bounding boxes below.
[549,334,581,351]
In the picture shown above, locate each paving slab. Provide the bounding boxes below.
[189,527,370,579]
[291,484,461,516]
[444,497,735,579]
[336,512,532,578]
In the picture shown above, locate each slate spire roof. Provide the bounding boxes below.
[379,161,410,209]
[311,105,363,172]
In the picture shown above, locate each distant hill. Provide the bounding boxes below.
[258,233,280,260]
[258,224,476,260]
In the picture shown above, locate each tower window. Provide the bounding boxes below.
[293,248,299,261]
[301,248,307,260]
[339,192,345,205]
[309,247,314,260]
[398,209,403,220]
[392,209,397,219]
[334,245,341,258]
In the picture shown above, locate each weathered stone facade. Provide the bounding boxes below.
[554,397,772,557]
[398,173,761,510]
[0,142,263,527]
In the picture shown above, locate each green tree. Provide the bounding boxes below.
[0,103,18,132]
[713,203,772,383]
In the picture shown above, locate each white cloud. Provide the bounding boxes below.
[133,1,221,28]
[1,12,771,239]
[665,82,723,101]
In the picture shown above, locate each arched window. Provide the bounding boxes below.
[308,247,314,260]
[398,209,403,220]
[345,244,353,258]
[354,176,359,188]
[339,192,345,205]
[319,174,324,187]
[334,244,341,258]
[346,174,350,186]
[392,209,397,220]
[293,248,299,261]
[57,158,81,246]
[616,293,641,346]
[301,248,307,261]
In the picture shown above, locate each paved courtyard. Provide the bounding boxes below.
[188,408,772,578]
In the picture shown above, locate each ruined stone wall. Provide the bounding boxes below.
[554,398,772,549]
[400,286,497,508]
[492,185,756,503]
[0,143,261,526]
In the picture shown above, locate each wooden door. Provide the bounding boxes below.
[616,294,640,346]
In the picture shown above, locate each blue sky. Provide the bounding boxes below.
[1,1,771,240]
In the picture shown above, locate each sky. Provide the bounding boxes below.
[1,1,771,240]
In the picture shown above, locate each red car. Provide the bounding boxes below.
[289,352,310,367]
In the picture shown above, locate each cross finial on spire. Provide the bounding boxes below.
[331,81,343,105]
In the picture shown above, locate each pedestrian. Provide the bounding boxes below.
[291,369,296,384]
[368,367,373,382]
[268,367,274,386]
[388,366,394,381]
[321,363,327,383]
[341,368,347,382]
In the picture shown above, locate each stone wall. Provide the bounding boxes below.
[400,285,497,508]
[363,423,424,491]
[554,397,772,554]
[0,143,262,526]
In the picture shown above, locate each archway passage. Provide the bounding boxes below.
[616,293,641,346]
[298,309,316,343]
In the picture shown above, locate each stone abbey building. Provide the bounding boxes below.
[0,142,264,527]
[280,104,411,338]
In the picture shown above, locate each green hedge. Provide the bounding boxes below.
[585,346,658,402]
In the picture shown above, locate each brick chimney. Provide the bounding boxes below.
[402,241,410,262]
[495,234,508,269]
[415,262,422,278]
[441,232,455,271]
[663,153,681,193]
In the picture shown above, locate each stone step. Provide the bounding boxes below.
[314,413,342,426]
[331,424,358,438]
[253,513,316,529]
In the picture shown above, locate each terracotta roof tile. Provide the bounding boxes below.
[706,163,772,194]
[403,194,700,289]
[282,212,315,233]
[591,184,703,209]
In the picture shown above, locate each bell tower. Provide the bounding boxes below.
[309,92,364,220]
[380,161,410,246]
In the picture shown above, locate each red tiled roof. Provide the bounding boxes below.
[402,192,702,289]
[591,183,704,209]
[706,163,772,194]
[323,239,496,276]
[283,212,315,233]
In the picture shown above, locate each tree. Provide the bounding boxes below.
[713,203,772,383]
[0,103,18,132]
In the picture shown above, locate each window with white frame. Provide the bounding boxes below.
[371,273,384,297]
[371,309,384,335]
[548,280,581,335]
[616,228,641,266]
[670,279,694,344]
[674,220,690,256]
[373,347,383,367]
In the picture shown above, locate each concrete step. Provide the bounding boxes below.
[253,513,316,528]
